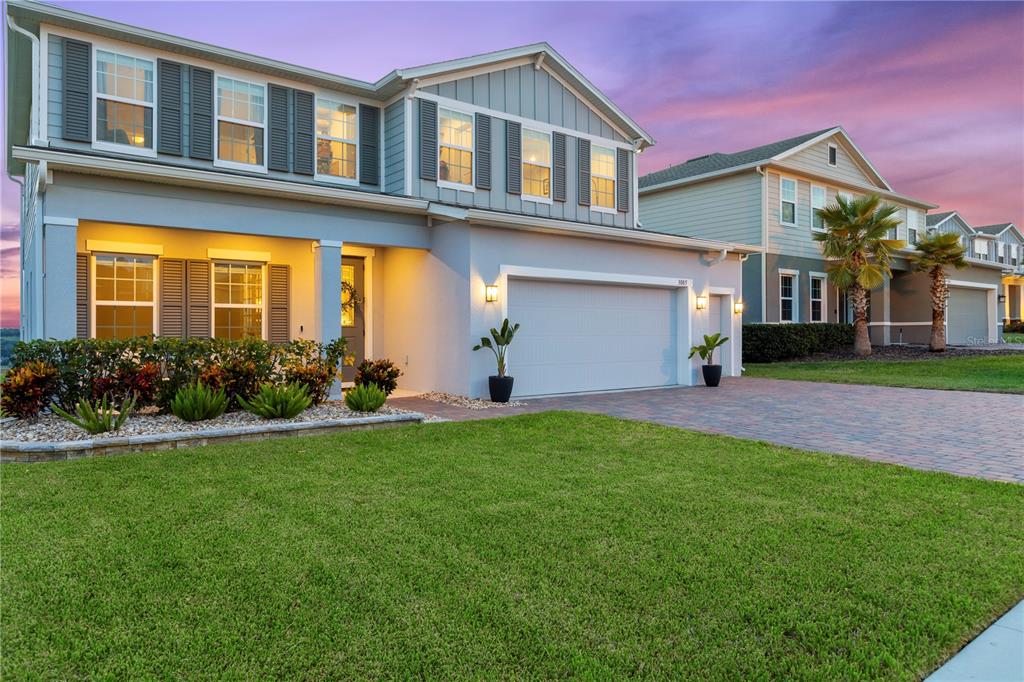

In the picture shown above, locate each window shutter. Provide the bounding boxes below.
[419,99,438,181]
[76,253,89,338]
[159,258,186,337]
[157,59,183,155]
[268,264,290,344]
[62,38,91,142]
[475,113,491,190]
[189,66,214,161]
[616,147,630,213]
[359,104,381,185]
[552,132,567,202]
[267,84,290,172]
[186,260,211,338]
[293,90,315,176]
[577,138,591,206]
[506,120,522,195]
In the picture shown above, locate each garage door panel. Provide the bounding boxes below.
[947,288,988,345]
[507,279,677,396]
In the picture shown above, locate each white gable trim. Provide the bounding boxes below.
[771,127,893,191]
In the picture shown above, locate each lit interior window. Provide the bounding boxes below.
[317,98,357,179]
[213,262,263,339]
[591,145,616,209]
[95,50,154,149]
[439,108,473,186]
[522,128,551,199]
[94,254,155,339]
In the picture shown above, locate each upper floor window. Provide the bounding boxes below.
[907,208,921,245]
[827,144,838,166]
[95,50,154,150]
[217,77,265,167]
[810,185,826,231]
[996,242,1005,263]
[93,254,155,339]
[780,177,797,225]
[213,261,264,340]
[522,128,552,201]
[438,108,473,187]
[974,239,989,258]
[316,98,357,181]
[591,145,616,210]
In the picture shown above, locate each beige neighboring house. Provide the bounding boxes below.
[955,220,1024,324]
[639,127,1007,345]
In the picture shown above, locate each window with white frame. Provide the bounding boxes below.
[522,128,552,201]
[809,274,826,322]
[996,242,1005,263]
[316,98,357,180]
[438,108,473,187]
[907,208,921,245]
[213,261,263,339]
[95,50,154,149]
[217,77,265,167]
[591,144,616,210]
[780,177,797,225]
[975,239,989,258]
[828,144,838,166]
[837,190,853,202]
[779,272,797,322]
[94,254,155,339]
[1012,244,1019,266]
[811,185,826,231]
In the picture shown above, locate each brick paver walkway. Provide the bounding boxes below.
[391,378,1023,483]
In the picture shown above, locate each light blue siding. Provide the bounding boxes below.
[384,100,405,194]
[639,171,762,245]
[47,35,62,139]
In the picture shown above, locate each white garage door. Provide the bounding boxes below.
[507,279,677,396]
[947,288,989,345]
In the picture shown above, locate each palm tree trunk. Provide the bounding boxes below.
[929,266,948,352]
[851,284,872,356]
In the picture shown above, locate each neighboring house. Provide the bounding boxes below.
[967,222,1023,323]
[638,127,1006,346]
[5,0,754,398]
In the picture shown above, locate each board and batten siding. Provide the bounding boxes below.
[383,99,405,194]
[639,172,762,246]
[782,138,880,188]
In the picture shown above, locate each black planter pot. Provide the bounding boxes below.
[702,364,723,387]
[488,375,515,403]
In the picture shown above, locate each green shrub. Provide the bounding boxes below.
[354,359,402,396]
[238,383,312,419]
[0,361,59,419]
[170,383,228,422]
[51,394,136,435]
[282,361,335,405]
[742,323,855,363]
[1005,321,1024,334]
[344,383,387,412]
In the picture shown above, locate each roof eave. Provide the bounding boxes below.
[639,162,763,195]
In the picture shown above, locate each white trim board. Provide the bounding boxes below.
[499,264,690,290]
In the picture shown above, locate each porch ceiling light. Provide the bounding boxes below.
[734,301,744,315]
[695,295,708,310]
[485,284,499,303]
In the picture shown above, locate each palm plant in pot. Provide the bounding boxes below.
[473,318,520,402]
[689,333,730,387]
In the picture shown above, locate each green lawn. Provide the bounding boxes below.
[1004,332,1024,343]
[4,413,1023,679]
[745,354,1024,393]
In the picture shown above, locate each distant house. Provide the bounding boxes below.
[955,220,1023,323]
[639,127,1007,345]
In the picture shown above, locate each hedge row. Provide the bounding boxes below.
[742,323,854,363]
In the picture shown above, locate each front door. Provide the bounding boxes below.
[341,256,365,382]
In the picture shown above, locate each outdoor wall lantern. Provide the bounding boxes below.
[485,284,499,303]
[734,301,744,315]
[695,295,708,310]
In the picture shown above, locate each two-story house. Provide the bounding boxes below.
[5,0,755,398]
[638,127,1006,346]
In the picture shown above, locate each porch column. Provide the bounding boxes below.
[313,239,343,344]
[42,217,78,339]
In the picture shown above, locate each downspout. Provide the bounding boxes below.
[6,15,45,146]
[755,165,767,322]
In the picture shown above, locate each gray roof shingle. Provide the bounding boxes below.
[639,127,836,189]
[973,223,1013,235]
[926,211,957,227]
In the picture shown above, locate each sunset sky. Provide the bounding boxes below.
[2,0,1022,327]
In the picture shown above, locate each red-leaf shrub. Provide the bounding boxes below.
[1,361,59,419]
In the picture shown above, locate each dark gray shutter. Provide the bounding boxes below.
[475,113,491,190]
[578,137,591,206]
[552,132,567,202]
[186,260,211,338]
[76,253,89,338]
[268,264,290,344]
[616,147,630,212]
[159,258,186,337]
[293,90,314,176]
[156,59,183,155]
[189,67,214,161]
[62,39,91,142]
[419,99,438,181]
[267,84,289,172]
[359,104,380,185]
[506,120,522,195]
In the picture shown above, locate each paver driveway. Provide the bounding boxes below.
[391,378,1023,483]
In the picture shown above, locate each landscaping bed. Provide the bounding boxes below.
[768,343,1024,363]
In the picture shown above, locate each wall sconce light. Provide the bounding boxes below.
[695,295,708,310]
[485,284,499,303]
[734,301,744,315]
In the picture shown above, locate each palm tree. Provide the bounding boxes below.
[907,231,968,352]
[813,194,903,356]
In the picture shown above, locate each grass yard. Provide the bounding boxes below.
[744,353,1024,393]
[1004,332,1024,343]
[4,413,1023,679]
